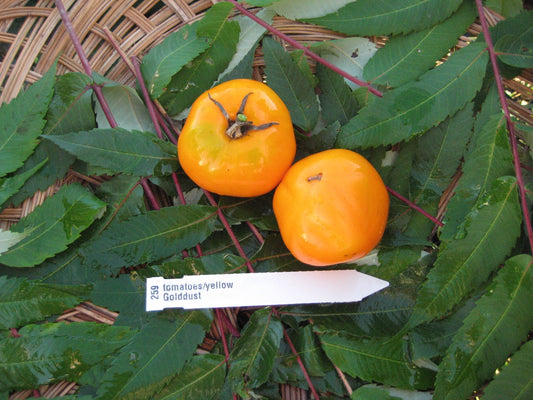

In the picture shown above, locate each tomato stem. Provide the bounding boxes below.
[208,92,278,139]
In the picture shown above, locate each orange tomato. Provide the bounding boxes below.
[177,79,296,197]
[273,149,389,266]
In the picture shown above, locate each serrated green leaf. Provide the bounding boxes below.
[318,330,435,389]
[337,42,488,149]
[141,23,211,99]
[95,85,155,133]
[159,2,240,117]
[272,0,352,19]
[433,254,533,400]
[228,307,283,397]
[0,183,106,268]
[289,324,333,377]
[0,230,26,256]
[304,0,463,36]
[351,386,402,400]
[313,37,378,90]
[263,37,319,131]
[495,12,533,69]
[154,354,226,400]
[0,159,47,209]
[9,72,95,206]
[218,8,275,83]
[0,322,133,392]
[0,276,89,329]
[45,127,178,176]
[0,63,56,178]
[407,176,522,329]
[352,385,433,400]
[79,205,218,269]
[486,0,524,18]
[364,1,477,87]
[482,339,533,400]
[96,310,212,400]
[317,63,359,126]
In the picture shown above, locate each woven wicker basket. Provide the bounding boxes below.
[1,1,531,399]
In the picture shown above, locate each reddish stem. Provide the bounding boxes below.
[227,0,382,98]
[387,186,443,227]
[474,0,533,253]
[139,178,161,210]
[54,0,117,128]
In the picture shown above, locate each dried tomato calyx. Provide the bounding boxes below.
[208,92,279,139]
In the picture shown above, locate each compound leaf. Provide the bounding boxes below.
[228,307,283,397]
[364,1,477,87]
[79,205,218,269]
[45,128,178,176]
[0,63,56,178]
[0,322,133,392]
[407,176,522,329]
[0,183,107,268]
[96,310,212,400]
[337,42,488,149]
[0,276,89,329]
[304,0,463,36]
[433,255,533,400]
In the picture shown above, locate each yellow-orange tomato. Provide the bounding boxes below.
[273,149,389,266]
[177,79,296,197]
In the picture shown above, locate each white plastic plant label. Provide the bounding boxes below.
[146,269,389,311]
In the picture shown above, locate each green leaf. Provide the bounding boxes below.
[0,183,106,268]
[0,63,56,178]
[263,37,319,131]
[45,127,178,176]
[317,63,359,126]
[407,176,522,329]
[272,0,352,19]
[351,386,402,400]
[433,255,533,400]
[154,354,227,400]
[96,310,212,400]
[9,72,95,205]
[337,42,488,149]
[228,307,283,397]
[318,330,434,389]
[486,0,524,18]
[0,230,26,256]
[159,2,240,117]
[79,205,218,269]
[95,85,155,133]
[0,276,89,329]
[313,37,378,90]
[304,0,463,36]
[482,339,533,400]
[364,1,477,87]
[0,322,133,392]
[141,23,211,99]
[0,159,47,209]
[495,12,533,69]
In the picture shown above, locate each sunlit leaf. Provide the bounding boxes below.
[0,63,56,178]
[0,230,26,256]
[304,0,463,36]
[433,254,533,400]
[0,322,133,392]
[337,42,488,149]
[0,184,106,268]
[364,1,477,87]
[272,0,352,19]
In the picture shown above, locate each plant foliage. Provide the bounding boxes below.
[1,1,533,399]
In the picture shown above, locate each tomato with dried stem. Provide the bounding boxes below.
[177,79,296,197]
[273,149,389,267]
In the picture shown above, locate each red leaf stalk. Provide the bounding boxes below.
[474,0,533,253]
